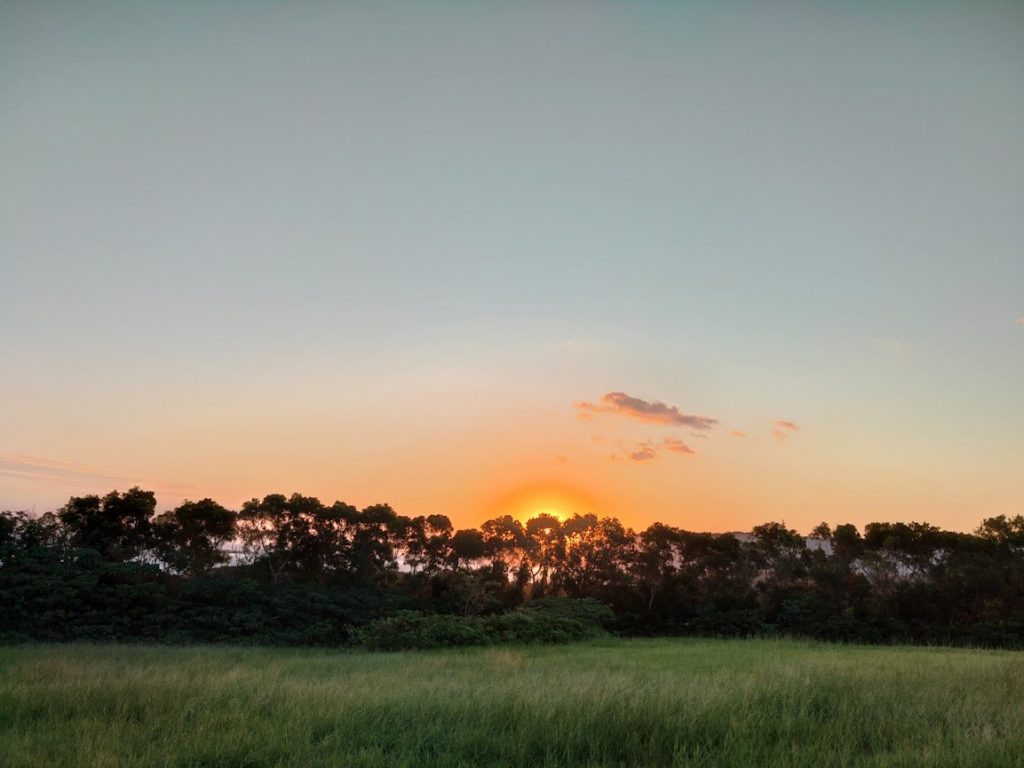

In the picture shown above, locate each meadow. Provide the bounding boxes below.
[1,639,1023,767]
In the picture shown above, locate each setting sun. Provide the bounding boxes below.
[529,507,568,522]
[486,483,603,525]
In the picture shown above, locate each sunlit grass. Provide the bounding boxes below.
[1,639,1023,767]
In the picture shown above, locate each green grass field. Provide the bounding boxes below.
[1,639,1022,768]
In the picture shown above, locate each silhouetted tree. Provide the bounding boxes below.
[152,499,237,576]
[347,503,403,581]
[630,523,680,612]
[58,487,155,561]
[559,514,631,599]
[481,515,530,571]
[450,529,487,571]
[237,494,290,582]
[5,485,1024,648]
[525,513,564,594]
[402,514,453,574]
[977,515,1024,546]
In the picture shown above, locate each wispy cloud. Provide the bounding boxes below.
[629,444,659,462]
[771,420,801,442]
[661,437,694,454]
[0,453,201,501]
[575,392,718,430]
[613,437,695,462]
[731,430,747,438]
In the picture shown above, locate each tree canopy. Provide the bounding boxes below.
[3,488,1023,648]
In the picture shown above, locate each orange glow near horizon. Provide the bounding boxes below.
[2,382,1020,536]
[486,483,605,525]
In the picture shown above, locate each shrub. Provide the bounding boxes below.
[517,596,615,625]
[352,599,612,651]
[351,612,490,651]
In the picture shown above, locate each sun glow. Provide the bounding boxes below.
[485,483,603,525]
[529,507,568,522]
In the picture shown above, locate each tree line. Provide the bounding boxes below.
[2,487,1023,648]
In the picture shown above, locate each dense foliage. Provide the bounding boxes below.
[352,599,614,651]
[2,488,1023,648]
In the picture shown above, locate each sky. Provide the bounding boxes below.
[1,1,1022,533]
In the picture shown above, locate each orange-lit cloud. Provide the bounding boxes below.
[731,430,747,438]
[661,437,694,454]
[629,443,659,462]
[772,420,801,442]
[575,392,718,430]
[614,437,694,462]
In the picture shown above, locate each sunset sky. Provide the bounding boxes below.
[1,1,1022,533]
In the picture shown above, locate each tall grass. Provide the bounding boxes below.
[1,639,1023,767]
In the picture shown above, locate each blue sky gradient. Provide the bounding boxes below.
[2,1,1022,529]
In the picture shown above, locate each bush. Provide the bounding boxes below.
[352,599,612,651]
[482,612,602,645]
[517,596,614,625]
[351,612,490,651]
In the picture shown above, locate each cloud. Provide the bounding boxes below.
[1,453,119,482]
[629,444,659,462]
[614,437,694,462]
[575,392,718,430]
[0,453,201,502]
[1016,316,1024,325]
[731,430,747,438]
[661,437,694,454]
[771,420,801,442]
